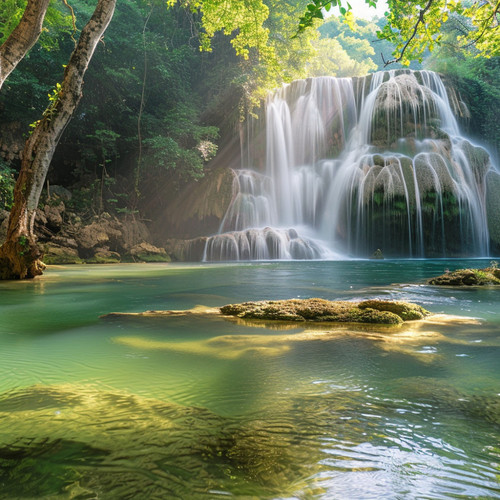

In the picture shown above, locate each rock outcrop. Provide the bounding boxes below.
[0,190,172,264]
[220,298,430,325]
[427,266,500,286]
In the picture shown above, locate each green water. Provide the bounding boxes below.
[0,260,499,499]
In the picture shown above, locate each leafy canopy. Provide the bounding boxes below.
[0,0,74,49]
[297,0,499,65]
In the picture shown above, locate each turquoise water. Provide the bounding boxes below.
[0,260,499,499]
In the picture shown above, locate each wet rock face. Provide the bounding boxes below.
[486,171,500,253]
[164,237,208,261]
[220,298,430,325]
[371,73,439,147]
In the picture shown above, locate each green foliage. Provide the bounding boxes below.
[307,37,377,76]
[264,0,319,82]
[299,0,499,67]
[295,0,360,34]
[313,16,378,75]
[85,128,121,166]
[379,0,500,66]
[0,0,74,50]
[143,136,205,180]
[425,20,500,155]
[0,160,16,211]
[311,15,423,75]
[197,0,273,61]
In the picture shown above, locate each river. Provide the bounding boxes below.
[0,260,499,498]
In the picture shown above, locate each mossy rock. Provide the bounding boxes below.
[134,252,171,263]
[427,267,500,286]
[358,299,429,320]
[370,249,384,259]
[85,250,121,264]
[220,298,430,325]
[41,244,83,265]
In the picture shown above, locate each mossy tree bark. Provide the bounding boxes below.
[0,0,116,279]
[0,0,51,90]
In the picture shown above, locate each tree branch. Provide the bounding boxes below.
[383,0,435,66]
[0,0,51,89]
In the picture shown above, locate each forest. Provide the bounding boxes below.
[0,0,499,276]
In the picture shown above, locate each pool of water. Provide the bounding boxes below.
[0,260,499,498]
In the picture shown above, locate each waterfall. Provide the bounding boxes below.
[204,70,495,261]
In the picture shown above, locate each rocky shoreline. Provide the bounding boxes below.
[0,187,170,264]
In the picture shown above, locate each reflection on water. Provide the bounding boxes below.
[0,261,499,499]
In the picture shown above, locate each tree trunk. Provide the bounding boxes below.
[0,0,51,90]
[0,0,116,280]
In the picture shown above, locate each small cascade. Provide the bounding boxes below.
[204,227,327,261]
[204,70,496,260]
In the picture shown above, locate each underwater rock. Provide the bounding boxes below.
[220,298,430,325]
[394,377,500,426]
[427,267,500,286]
[0,383,327,498]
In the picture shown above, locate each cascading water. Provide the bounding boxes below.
[204,70,496,260]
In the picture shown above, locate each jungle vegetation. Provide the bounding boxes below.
[0,0,498,277]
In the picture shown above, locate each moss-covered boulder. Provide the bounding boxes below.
[85,248,121,264]
[358,299,429,320]
[128,242,170,262]
[220,298,430,325]
[427,267,500,286]
[42,243,83,265]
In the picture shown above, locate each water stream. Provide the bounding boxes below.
[0,261,499,498]
[205,71,498,260]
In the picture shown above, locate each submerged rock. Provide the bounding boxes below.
[427,266,500,286]
[0,383,327,498]
[220,298,430,325]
